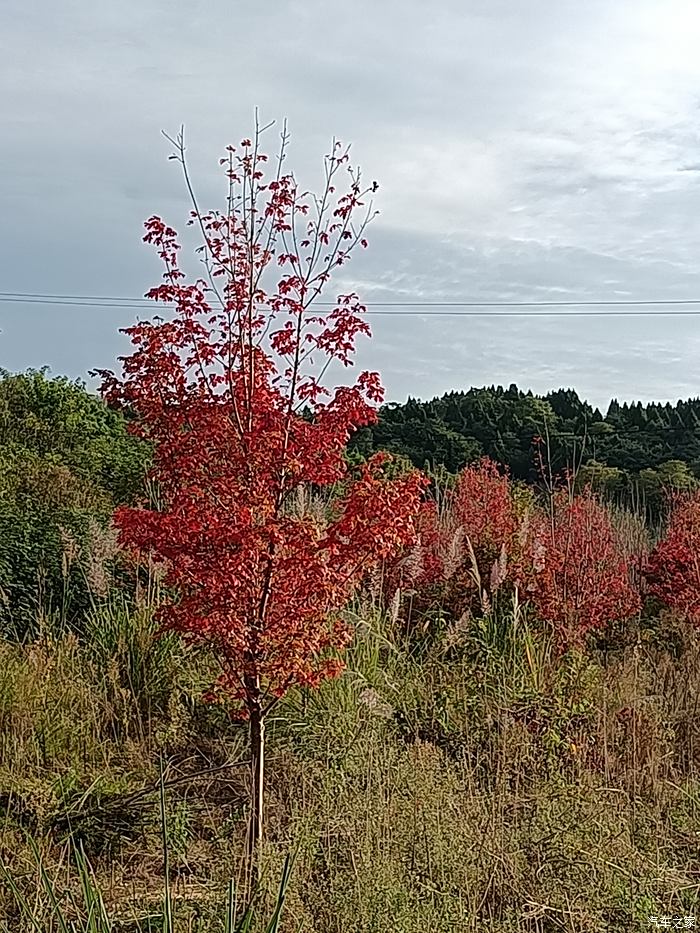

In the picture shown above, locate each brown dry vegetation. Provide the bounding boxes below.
[1,579,700,931]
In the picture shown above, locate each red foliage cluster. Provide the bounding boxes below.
[525,492,641,646]
[385,459,642,647]
[385,458,521,616]
[383,499,445,602]
[408,500,445,588]
[453,458,518,563]
[646,490,700,625]
[450,458,519,605]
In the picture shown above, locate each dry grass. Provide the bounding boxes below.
[0,597,699,930]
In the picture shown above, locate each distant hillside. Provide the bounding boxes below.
[349,384,700,503]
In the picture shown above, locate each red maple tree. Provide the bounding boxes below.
[95,125,425,861]
[646,489,700,625]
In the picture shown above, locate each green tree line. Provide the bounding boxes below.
[349,383,700,505]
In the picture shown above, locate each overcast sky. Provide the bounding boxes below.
[3,0,700,411]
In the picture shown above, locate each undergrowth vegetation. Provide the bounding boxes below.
[1,459,700,930]
[0,528,700,933]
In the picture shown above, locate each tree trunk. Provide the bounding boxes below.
[247,703,265,883]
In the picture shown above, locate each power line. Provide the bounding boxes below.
[7,290,700,305]
[5,290,700,316]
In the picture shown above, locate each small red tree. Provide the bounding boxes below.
[383,499,445,601]
[95,125,425,862]
[383,459,522,620]
[646,489,700,625]
[453,459,517,557]
[442,458,520,614]
[525,490,641,647]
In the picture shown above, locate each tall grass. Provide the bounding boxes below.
[1,774,293,932]
[2,839,293,932]
[84,597,181,733]
[1,568,700,929]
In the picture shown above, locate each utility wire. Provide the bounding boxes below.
[4,291,700,315]
[6,289,700,306]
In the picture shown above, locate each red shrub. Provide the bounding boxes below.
[410,500,446,587]
[384,458,521,617]
[454,458,516,545]
[384,461,641,647]
[453,457,518,572]
[525,491,641,647]
[433,458,520,614]
[383,498,445,601]
[646,490,700,625]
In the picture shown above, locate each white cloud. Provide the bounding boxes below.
[3,0,700,409]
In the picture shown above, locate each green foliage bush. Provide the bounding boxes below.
[0,370,150,639]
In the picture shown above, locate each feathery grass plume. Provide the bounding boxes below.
[82,520,119,599]
[357,686,394,720]
[58,526,79,582]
